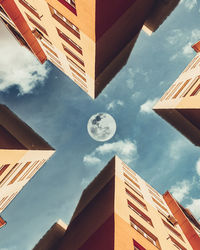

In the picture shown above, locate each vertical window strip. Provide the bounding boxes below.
[0,192,18,211]
[166,82,183,100]
[181,77,199,97]
[130,216,160,248]
[19,161,39,181]
[191,57,200,69]
[172,79,191,99]
[0,163,20,187]
[8,162,31,185]
[152,197,169,213]
[0,164,10,176]
[190,84,200,96]
[27,160,46,180]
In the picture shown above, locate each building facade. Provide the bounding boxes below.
[33,219,67,250]
[0,105,55,222]
[0,0,179,98]
[34,156,198,250]
[154,41,200,146]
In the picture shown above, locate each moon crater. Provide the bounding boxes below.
[87,113,116,142]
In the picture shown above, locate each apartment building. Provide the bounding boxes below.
[0,105,55,222]
[0,0,179,98]
[33,155,198,250]
[154,41,200,146]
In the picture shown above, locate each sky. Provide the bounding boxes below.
[0,0,200,249]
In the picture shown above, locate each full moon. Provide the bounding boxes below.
[87,113,116,142]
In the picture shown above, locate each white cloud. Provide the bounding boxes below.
[195,158,200,176]
[187,199,200,220]
[83,139,138,167]
[0,21,50,94]
[83,155,101,166]
[140,98,159,114]
[170,180,192,203]
[181,0,197,10]
[106,100,124,111]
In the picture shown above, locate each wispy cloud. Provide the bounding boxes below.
[168,28,200,60]
[187,199,200,220]
[106,100,124,111]
[169,180,192,203]
[168,138,189,160]
[139,98,159,114]
[126,68,149,89]
[83,139,138,167]
[0,22,50,94]
[180,0,197,10]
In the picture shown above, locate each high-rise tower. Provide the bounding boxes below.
[0,105,55,223]
[154,41,200,146]
[0,0,180,98]
[34,156,198,250]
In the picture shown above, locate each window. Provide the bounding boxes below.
[41,42,58,57]
[191,57,200,69]
[0,196,8,207]
[63,44,84,66]
[190,84,200,96]
[57,28,82,54]
[8,162,31,185]
[122,162,137,175]
[26,13,48,36]
[125,182,143,198]
[72,73,87,88]
[27,160,46,179]
[70,66,86,82]
[130,216,160,248]
[124,173,140,189]
[57,0,76,15]
[67,56,85,74]
[49,5,79,37]
[166,82,183,100]
[73,77,88,92]
[123,167,138,182]
[133,240,146,250]
[19,0,40,19]
[148,189,164,204]
[172,79,191,99]
[0,192,18,211]
[182,56,198,73]
[152,197,169,213]
[19,161,39,181]
[46,50,61,65]
[128,200,153,226]
[0,164,10,176]
[49,59,64,72]
[146,183,160,197]
[0,163,20,187]
[163,220,184,241]
[169,235,186,250]
[181,77,200,97]
[126,189,147,210]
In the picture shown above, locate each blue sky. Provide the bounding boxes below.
[0,1,200,249]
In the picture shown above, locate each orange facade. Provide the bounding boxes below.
[0,0,179,98]
[154,42,200,146]
[43,156,193,250]
[0,105,55,223]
